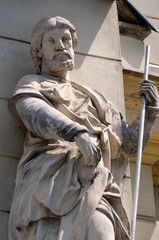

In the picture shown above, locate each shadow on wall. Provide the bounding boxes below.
[120,35,145,70]
[136,219,158,240]
[0,0,114,69]
[0,0,116,161]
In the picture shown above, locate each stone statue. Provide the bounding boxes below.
[8,16,159,240]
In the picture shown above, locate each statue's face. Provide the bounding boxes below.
[41,27,74,76]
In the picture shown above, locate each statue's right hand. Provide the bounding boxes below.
[74,132,101,167]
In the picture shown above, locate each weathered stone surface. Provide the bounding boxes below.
[154,187,159,220]
[120,18,159,71]
[0,0,120,60]
[119,176,132,223]
[8,16,159,240]
[136,218,159,240]
[0,99,24,158]
[70,54,125,114]
[0,38,32,99]
[0,156,19,211]
[131,0,159,19]
[120,35,145,70]
[130,163,156,218]
[144,18,159,66]
[0,211,9,240]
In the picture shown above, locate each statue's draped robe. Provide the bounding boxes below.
[9,74,132,240]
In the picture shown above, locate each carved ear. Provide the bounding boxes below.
[35,48,42,57]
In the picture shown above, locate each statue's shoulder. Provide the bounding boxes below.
[11,74,44,99]
[17,74,43,86]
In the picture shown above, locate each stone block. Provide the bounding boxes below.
[0,38,32,99]
[0,211,9,240]
[120,35,145,70]
[154,187,159,221]
[119,176,132,223]
[0,0,120,60]
[0,99,24,158]
[144,19,159,67]
[136,218,159,240]
[70,54,125,114]
[130,163,155,218]
[120,19,159,71]
[131,0,159,19]
[0,156,18,211]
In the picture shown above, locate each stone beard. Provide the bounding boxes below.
[42,53,74,73]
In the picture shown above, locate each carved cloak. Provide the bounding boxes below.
[8,74,130,240]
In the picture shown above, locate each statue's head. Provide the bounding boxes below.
[30,16,78,76]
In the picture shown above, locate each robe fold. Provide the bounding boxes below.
[9,74,131,240]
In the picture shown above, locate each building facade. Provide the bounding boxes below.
[120,0,159,239]
[0,0,158,239]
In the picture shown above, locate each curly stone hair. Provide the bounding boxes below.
[30,16,78,74]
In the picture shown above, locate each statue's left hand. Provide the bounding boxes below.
[74,132,101,167]
[139,79,159,107]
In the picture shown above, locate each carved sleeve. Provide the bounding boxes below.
[121,106,159,157]
[16,96,87,142]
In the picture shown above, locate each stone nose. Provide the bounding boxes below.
[55,39,65,51]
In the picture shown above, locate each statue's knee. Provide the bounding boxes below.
[88,210,115,240]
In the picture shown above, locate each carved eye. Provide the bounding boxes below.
[49,38,55,44]
[63,36,70,42]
